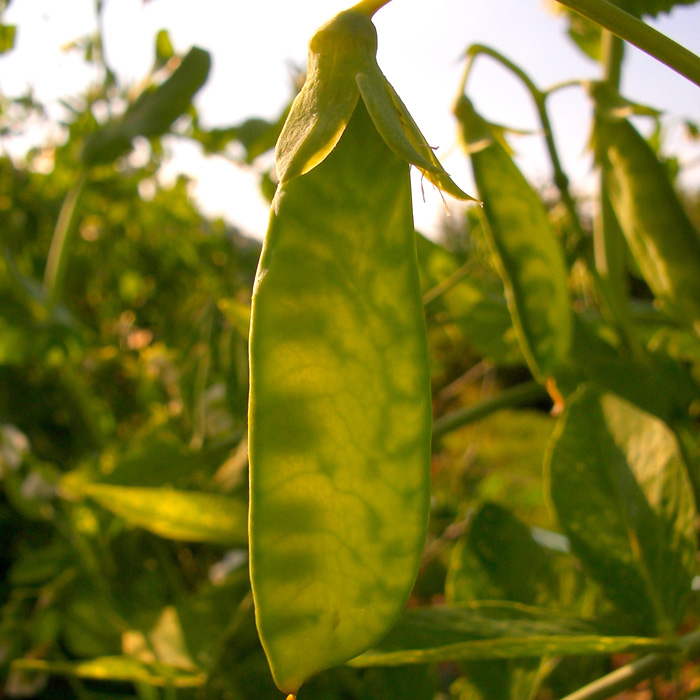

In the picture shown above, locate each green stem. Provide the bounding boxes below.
[422,259,475,307]
[554,0,700,89]
[432,379,547,440]
[601,29,625,88]
[352,0,393,16]
[462,46,585,241]
[43,172,87,305]
[559,629,700,700]
[593,30,645,358]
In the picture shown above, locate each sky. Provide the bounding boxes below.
[2,0,699,239]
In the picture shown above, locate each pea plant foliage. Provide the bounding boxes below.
[2,0,700,699]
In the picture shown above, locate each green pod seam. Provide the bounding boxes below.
[248,101,432,695]
[595,114,700,334]
[454,96,572,380]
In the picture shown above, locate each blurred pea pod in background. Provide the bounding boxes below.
[453,95,573,386]
[592,84,700,337]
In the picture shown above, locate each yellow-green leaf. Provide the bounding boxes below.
[12,656,205,688]
[76,483,248,546]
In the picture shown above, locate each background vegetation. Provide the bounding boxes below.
[1,0,700,698]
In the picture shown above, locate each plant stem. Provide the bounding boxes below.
[555,0,700,89]
[462,45,585,241]
[601,29,625,88]
[352,0,393,16]
[432,379,547,440]
[559,629,700,700]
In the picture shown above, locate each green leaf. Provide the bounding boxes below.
[348,602,677,667]
[65,481,248,545]
[562,8,603,60]
[461,502,558,605]
[81,46,211,165]
[455,97,572,380]
[249,101,431,694]
[545,386,697,633]
[11,656,205,688]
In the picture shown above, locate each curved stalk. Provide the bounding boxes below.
[43,172,87,306]
[461,45,585,241]
[555,0,700,89]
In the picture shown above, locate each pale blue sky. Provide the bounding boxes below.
[2,0,699,238]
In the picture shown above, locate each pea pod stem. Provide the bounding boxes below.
[432,379,547,440]
[554,0,700,89]
[460,45,585,243]
[352,0,393,16]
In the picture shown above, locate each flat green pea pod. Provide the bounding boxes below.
[593,101,700,335]
[250,4,474,695]
[453,96,572,383]
[249,99,432,695]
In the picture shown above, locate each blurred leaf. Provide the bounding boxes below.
[417,234,520,365]
[451,658,544,700]
[562,9,603,60]
[64,481,248,545]
[437,409,556,522]
[218,297,251,337]
[462,502,558,605]
[93,437,239,489]
[349,602,677,666]
[12,656,206,687]
[556,314,698,425]
[647,324,700,363]
[0,22,15,53]
[546,386,697,633]
[81,46,211,165]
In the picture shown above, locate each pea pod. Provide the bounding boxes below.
[250,98,434,696]
[594,107,700,334]
[454,96,572,381]
[249,6,474,694]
